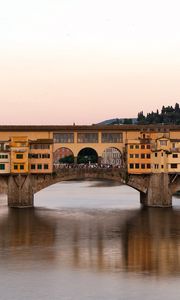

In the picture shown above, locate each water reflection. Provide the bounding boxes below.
[0,208,56,266]
[0,203,180,277]
[123,207,180,276]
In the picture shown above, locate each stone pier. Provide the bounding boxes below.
[140,173,172,207]
[8,175,34,208]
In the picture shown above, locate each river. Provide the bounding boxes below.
[0,180,180,300]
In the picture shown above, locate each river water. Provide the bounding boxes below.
[0,180,180,300]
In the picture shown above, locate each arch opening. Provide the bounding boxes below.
[101,147,122,166]
[172,189,180,207]
[35,180,140,209]
[77,147,98,164]
[53,147,74,164]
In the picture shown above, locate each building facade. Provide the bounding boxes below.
[127,132,180,174]
[29,139,53,174]
[0,125,179,175]
[0,141,10,173]
[10,137,29,173]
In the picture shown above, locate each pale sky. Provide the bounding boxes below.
[0,0,180,124]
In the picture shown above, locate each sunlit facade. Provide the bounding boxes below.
[0,125,179,175]
[127,133,180,174]
[29,139,53,173]
[10,137,29,174]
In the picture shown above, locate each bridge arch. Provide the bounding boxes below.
[101,147,122,166]
[53,147,74,164]
[77,147,98,164]
[32,168,147,196]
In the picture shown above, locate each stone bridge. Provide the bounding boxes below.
[0,167,180,208]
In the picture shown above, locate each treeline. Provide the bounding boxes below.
[137,103,180,125]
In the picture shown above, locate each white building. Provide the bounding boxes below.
[0,142,10,173]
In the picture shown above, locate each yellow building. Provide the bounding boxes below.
[0,124,179,175]
[127,133,180,174]
[166,139,180,173]
[151,138,170,173]
[127,133,152,174]
[29,139,53,174]
[150,137,180,173]
[10,137,29,173]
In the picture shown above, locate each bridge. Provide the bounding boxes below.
[0,124,180,208]
[0,166,179,208]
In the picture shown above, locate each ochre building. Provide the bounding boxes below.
[0,124,180,174]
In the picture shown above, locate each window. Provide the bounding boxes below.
[20,165,24,170]
[130,145,134,149]
[155,164,159,169]
[135,163,139,169]
[135,145,139,149]
[161,165,164,168]
[29,154,39,159]
[147,164,151,169]
[129,154,133,158]
[135,154,139,158]
[31,164,36,170]
[102,132,122,143]
[171,164,177,169]
[146,154,151,159]
[146,144,151,149]
[53,133,74,143]
[141,164,145,169]
[141,154,145,159]
[172,154,178,158]
[37,164,42,170]
[14,165,18,170]
[129,164,134,169]
[161,152,163,157]
[30,144,50,149]
[78,133,98,143]
[0,154,8,159]
[0,164,5,170]
[155,152,158,157]
[160,140,167,146]
[141,145,145,149]
[42,154,50,159]
[29,153,49,159]
[16,154,23,159]
[44,164,49,170]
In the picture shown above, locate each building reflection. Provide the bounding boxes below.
[54,208,180,276]
[0,208,56,263]
[0,205,180,276]
[122,208,180,275]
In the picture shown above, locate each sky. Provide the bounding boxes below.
[0,0,180,125]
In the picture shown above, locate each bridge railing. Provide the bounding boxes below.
[53,163,125,172]
[52,164,127,181]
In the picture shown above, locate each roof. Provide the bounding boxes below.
[29,139,53,144]
[0,124,180,132]
[170,139,180,142]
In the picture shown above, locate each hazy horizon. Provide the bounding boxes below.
[1,0,180,125]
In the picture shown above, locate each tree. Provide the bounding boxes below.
[137,103,180,124]
[137,111,145,123]
[175,103,180,112]
[123,118,133,124]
